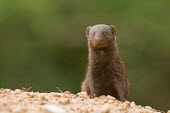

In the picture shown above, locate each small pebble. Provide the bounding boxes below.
[43,105,66,113]
[130,101,136,107]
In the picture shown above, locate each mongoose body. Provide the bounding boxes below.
[81,24,129,101]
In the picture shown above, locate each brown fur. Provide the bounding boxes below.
[81,24,129,101]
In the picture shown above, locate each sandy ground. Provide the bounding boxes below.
[0,89,168,113]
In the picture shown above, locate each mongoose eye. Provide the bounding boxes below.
[92,32,95,37]
[103,32,107,36]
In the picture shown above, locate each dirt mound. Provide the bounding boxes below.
[0,89,164,113]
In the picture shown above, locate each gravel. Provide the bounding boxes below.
[0,89,165,113]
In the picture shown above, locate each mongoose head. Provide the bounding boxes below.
[86,24,117,49]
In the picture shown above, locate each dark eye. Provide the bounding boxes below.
[103,32,107,36]
[92,32,95,37]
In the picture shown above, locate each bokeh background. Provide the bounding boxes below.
[0,0,170,111]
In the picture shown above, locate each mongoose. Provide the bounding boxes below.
[81,24,129,102]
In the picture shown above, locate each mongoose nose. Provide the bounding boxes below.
[96,38,102,42]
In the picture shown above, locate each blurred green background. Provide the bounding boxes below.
[0,0,170,111]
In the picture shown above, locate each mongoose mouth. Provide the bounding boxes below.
[93,39,108,48]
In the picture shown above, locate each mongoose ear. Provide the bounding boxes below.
[109,25,117,36]
[86,26,91,38]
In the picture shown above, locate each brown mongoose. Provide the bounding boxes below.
[81,24,129,102]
